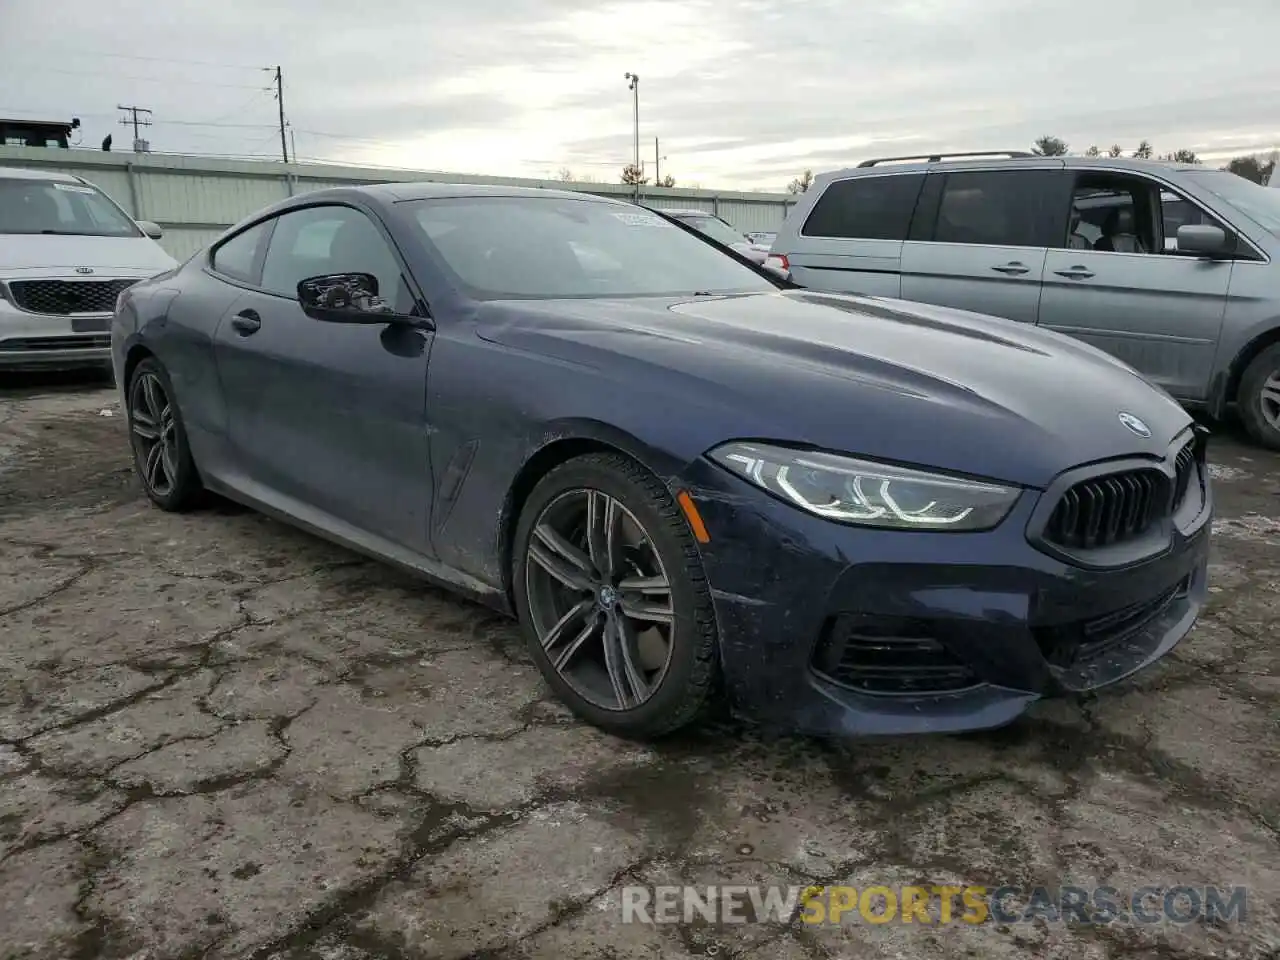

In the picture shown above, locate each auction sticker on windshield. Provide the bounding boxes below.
[612,212,673,227]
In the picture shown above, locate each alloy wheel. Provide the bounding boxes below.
[1261,372,1280,431]
[129,372,178,498]
[524,488,676,711]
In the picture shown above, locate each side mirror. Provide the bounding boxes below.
[297,272,405,324]
[137,220,163,240]
[1176,224,1232,257]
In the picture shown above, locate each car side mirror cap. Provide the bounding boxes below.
[137,220,163,240]
[1176,224,1232,257]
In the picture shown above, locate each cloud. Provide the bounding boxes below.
[2,0,1277,189]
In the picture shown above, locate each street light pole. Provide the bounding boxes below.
[624,72,640,203]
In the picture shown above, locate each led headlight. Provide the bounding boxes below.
[708,441,1020,531]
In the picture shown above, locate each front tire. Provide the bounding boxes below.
[1237,344,1280,451]
[512,452,719,739]
[126,357,202,511]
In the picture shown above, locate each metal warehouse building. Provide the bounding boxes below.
[0,146,796,259]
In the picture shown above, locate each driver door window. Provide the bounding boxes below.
[1041,170,1233,400]
[259,204,413,312]
[1066,175,1227,258]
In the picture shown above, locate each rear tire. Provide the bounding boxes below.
[1237,344,1280,451]
[126,357,203,511]
[512,452,719,739]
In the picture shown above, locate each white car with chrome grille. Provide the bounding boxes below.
[0,166,176,372]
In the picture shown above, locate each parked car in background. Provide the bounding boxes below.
[0,166,174,372]
[744,230,777,248]
[658,208,770,264]
[113,182,1209,740]
[770,152,1280,448]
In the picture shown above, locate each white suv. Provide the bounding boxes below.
[1,166,176,372]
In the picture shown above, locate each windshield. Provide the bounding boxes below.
[1184,170,1280,235]
[0,178,142,237]
[405,196,776,300]
[675,214,747,247]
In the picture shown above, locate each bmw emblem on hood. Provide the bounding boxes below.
[1118,412,1151,438]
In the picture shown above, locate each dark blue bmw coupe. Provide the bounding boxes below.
[111,183,1212,738]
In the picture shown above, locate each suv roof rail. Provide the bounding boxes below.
[856,150,1034,168]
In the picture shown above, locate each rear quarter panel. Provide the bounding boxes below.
[118,258,243,474]
[773,174,905,298]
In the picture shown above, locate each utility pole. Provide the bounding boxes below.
[116,104,152,149]
[624,72,639,203]
[273,66,288,163]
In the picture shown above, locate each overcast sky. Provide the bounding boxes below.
[4,0,1279,191]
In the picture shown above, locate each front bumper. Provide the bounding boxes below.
[683,448,1212,738]
[0,302,112,371]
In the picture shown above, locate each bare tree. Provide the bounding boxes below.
[620,164,649,185]
[787,169,814,194]
[1031,136,1069,156]
[1163,149,1202,164]
[1107,144,1124,158]
[1132,140,1154,159]
[655,174,676,188]
[555,167,575,181]
[1084,145,1101,157]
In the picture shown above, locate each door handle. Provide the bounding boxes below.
[990,262,1030,275]
[230,309,261,335]
[1054,266,1096,280]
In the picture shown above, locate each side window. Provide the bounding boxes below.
[210,220,271,284]
[259,205,412,312]
[1159,192,1228,253]
[1064,174,1220,256]
[932,170,1062,248]
[801,174,924,240]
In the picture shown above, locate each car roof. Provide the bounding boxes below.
[813,155,1208,184]
[0,165,82,182]
[662,208,719,218]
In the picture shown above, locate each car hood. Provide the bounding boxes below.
[0,234,177,274]
[477,290,1192,488]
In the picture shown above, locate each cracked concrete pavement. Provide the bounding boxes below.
[1,379,1278,959]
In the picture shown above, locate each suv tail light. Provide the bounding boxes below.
[765,253,789,271]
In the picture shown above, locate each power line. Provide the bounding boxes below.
[36,49,267,71]
[21,66,270,90]
[157,119,277,130]
[0,46,264,71]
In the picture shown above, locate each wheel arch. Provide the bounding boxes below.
[497,420,687,607]
[122,343,156,392]
[1211,320,1280,418]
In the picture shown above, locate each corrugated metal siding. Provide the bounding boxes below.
[0,146,795,260]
